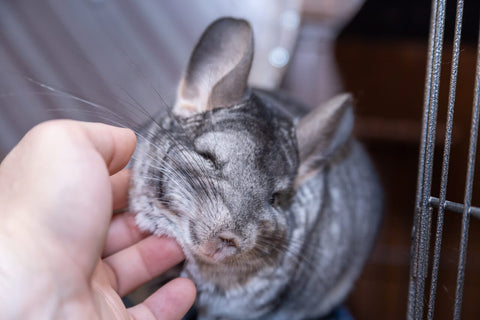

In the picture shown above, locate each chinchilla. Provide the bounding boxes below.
[129,17,382,320]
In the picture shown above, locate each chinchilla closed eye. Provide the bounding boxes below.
[129,17,383,320]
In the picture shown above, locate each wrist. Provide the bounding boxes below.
[0,243,57,319]
[0,225,74,320]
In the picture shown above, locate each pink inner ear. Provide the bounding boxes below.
[173,78,208,117]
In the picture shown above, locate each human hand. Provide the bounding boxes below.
[0,120,196,319]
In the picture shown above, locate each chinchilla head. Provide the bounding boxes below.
[130,17,354,281]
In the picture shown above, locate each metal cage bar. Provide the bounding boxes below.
[427,1,464,319]
[409,0,480,318]
[453,20,480,320]
[408,0,447,318]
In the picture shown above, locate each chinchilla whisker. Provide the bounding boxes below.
[48,107,136,129]
[255,237,316,267]
[140,164,197,199]
[169,161,213,201]
[131,145,191,186]
[93,31,172,118]
[0,90,131,129]
[280,244,327,279]
[4,87,151,135]
[149,121,219,200]
[20,76,157,128]
[151,158,216,206]
[118,87,168,128]
[0,90,64,99]
[24,77,118,114]
[137,155,199,201]
[166,138,220,201]
[137,170,190,194]
[137,128,219,203]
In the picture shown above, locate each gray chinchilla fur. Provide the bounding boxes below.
[129,17,382,320]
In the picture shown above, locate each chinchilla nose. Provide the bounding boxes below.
[200,231,242,261]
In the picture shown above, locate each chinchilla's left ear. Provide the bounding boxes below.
[295,93,354,182]
[174,17,254,117]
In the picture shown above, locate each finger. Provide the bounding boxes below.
[103,236,185,296]
[111,168,131,211]
[128,278,196,320]
[80,121,136,174]
[103,211,147,257]
[0,120,137,277]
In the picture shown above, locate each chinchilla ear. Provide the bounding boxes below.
[295,93,354,182]
[173,17,254,117]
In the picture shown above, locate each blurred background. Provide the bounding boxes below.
[1,0,480,319]
[336,1,480,319]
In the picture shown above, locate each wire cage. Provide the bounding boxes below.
[408,0,480,319]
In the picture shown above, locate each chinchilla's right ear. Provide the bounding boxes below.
[173,17,254,117]
[295,94,354,183]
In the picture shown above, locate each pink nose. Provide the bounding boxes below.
[200,232,241,261]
